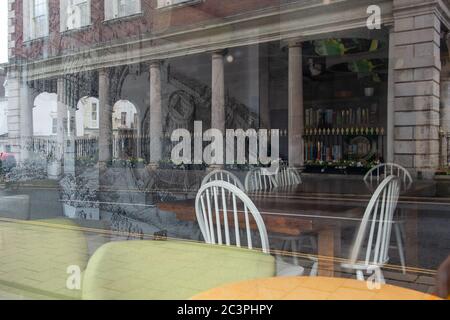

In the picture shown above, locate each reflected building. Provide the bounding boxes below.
[3,0,450,178]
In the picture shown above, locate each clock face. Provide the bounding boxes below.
[350,136,372,158]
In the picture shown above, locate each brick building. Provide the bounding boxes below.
[5,0,450,178]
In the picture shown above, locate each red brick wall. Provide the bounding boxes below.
[13,0,282,61]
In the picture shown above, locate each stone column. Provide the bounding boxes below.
[211,51,225,134]
[288,43,304,168]
[56,77,67,177]
[149,61,162,166]
[392,6,441,178]
[64,106,77,175]
[98,69,112,164]
[441,79,450,166]
[210,51,226,169]
[259,43,271,130]
[387,28,396,163]
[136,118,142,159]
[19,82,34,162]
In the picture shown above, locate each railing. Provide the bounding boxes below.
[75,137,98,159]
[31,137,62,160]
[30,136,144,161]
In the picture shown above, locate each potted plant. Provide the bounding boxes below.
[59,174,99,220]
[348,59,382,97]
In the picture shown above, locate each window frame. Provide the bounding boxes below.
[156,0,202,10]
[60,0,91,32]
[24,0,49,41]
[91,102,98,122]
[105,0,142,21]
[121,112,127,127]
[51,118,57,135]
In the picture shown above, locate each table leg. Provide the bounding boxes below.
[318,227,341,277]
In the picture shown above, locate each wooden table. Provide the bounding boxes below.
[158,197,363,277]
[191,276,442,300]
[157,178,449,277]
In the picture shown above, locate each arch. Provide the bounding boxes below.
[76,96,99,137]
[112,100,140,159]
[33,92,58,137]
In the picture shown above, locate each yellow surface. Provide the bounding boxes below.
[0,218,89,299]
[191,276,442,300]
[82,240,275,300]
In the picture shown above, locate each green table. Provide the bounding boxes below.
[82,240,276,300]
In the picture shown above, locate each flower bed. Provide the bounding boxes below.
[304,160,379,175]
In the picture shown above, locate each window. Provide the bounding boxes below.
[91,102,97,121]
[24,0,49,40]
[52,118,57,134]
[60,0,90,31]
[133,113,138,129]
[121,112,127,126]
[157,0,199,9]
[105,0,141,20]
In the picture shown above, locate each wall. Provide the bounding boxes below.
[11,0,282,61]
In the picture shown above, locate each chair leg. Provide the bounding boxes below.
[376,268,386,285]
[291,240,299,265]
[310,262,318,277]
[394,224,406,274]
[356,270,365,281]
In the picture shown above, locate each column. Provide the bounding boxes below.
[64,106,77,175]
[211,51,225,134]
[55,77,67,178]
[441,79,450,166]
[136,113,143,159]
[6,69,22,159]
[387,28,396,163]
[98,69,112,164]
[19,82,34,162]
[259,44,271,130]
[149,61,162,166]
[392,3,441,178]
[288,43,304,168]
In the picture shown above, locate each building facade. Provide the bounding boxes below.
[5,0,450,178]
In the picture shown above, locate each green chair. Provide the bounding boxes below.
[82,240,275,300]
[0,218,89,299]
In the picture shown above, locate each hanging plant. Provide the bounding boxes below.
[314,39,349,56]
[348,59,378,74]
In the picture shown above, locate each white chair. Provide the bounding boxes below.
[195,180,270,252]
[364,163,412,191]
[201,169,245,190]
[340,175,401,284]
[276,166,302,187]
[245,168,278,192]
[195,181,304,276]
[364,163,411,273]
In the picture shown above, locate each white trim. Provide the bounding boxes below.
[24,0,50,41]
[105,0,142,21]
[60,0,91,32]
[157,0,202,10]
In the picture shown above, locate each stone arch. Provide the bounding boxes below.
[76,96,99,137]
[112,100,139,159]
[32,92,58,137]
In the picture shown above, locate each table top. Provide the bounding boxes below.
[191,276,442,300]
[158,196,361,236]
[82,240,275,300]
